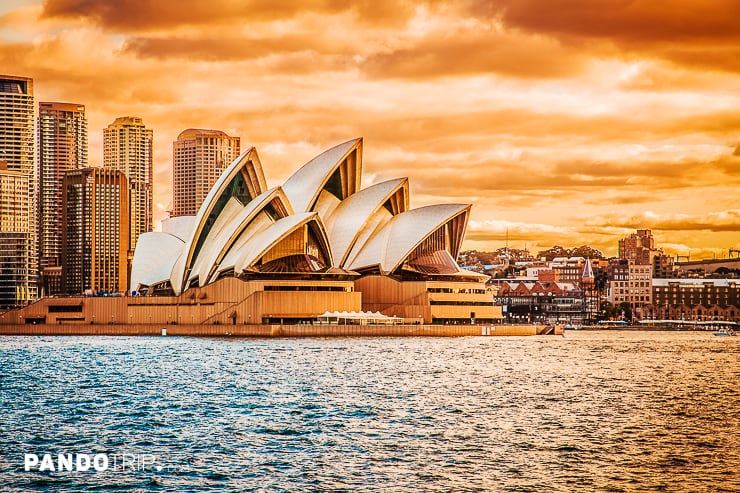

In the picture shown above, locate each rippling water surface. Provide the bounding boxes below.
[1,331,738,492]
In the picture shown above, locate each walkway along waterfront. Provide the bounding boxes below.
[0,323,545,337]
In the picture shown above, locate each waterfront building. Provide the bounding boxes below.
[128,138,497,324]
[581,258,599,322]
[37,102,87,295]
[494,281,586,324]
[61,168,129,295]
[607,259,652,320]
[172,129,240,217]
[103,116,152,252]
[0,75,36,307]
[647,278,739,321]
[1,138,496,325]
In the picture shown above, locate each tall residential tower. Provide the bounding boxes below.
[37,102,88,294]
[0,75,36,308]
[62,168,129,294]
[103,116,152,252]
[172,128,240,217]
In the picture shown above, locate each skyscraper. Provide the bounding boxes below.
[0,75,36,307]
[37,102,87,294]
[62,168,129,294]
[0,164,32,307]
[0,76,34,175]
[103,116,152,252]
[172,129,240,217]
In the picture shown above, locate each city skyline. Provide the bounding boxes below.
[1,1,738,258]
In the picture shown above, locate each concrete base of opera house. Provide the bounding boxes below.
[0,323,552,337]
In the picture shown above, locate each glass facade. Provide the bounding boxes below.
[0,171,32,308]
[62,169,129,294]
[0,75,36,306]
[172,129,240,217]
[37,102,87,294]
[103,116,152,253]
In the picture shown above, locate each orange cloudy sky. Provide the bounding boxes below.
[2,0,739,258]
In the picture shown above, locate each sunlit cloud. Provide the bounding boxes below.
[1,0,738,257]
[585,210,740,233]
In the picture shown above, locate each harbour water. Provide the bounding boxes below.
[1,331,738,492]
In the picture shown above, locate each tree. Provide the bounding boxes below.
[571,245,604,259]
[619,302,633,322]
[537,245,569,261]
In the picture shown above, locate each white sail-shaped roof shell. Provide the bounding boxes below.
[215,212,277,279]
[231,212,333,274]
[348,204,470,274]
[161,216,195,242]
[282,138,362,214]
[187,196,249,287]
[171,147,268,294]
[129,232,185,291]
[189,187,294,286]
[325,178,409,268]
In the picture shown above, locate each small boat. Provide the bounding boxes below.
[714,328,736,337]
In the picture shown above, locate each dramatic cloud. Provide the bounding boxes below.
[491,0,739,42]
[362,28,585,80]
[585,210,740,233]
[1,0,738,257]
[488,0,740,72]
[41,0,417,30]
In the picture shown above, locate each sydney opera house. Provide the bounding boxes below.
[1,138,499,326]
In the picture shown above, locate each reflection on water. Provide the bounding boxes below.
[0,331,738,492]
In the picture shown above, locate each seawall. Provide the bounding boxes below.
[0,323,542,337]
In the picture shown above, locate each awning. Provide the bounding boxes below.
[317,310,404,325]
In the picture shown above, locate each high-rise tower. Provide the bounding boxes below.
[0,76,34,175]
[0,75,36,307]
[62,168,129,294]
[37,102,88,294]
[103,116,152,252]
[172,129,240,217]
[0,164,33,307]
